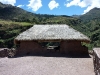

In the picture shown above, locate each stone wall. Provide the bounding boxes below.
[0,48,8,57]
[60,40,88,55]
[16,40,88,56]
[17,41,44,55]
[93,48,100,75]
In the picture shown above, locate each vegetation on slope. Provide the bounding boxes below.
[0,20,33,48]
[78,8,100,49]
[0,2,100,49]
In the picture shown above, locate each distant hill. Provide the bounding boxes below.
[0,2,37,21]
[0,2,57,23]
[0,2,81,48]
[79,8,100,21]
[78,8,100,48]
[0,2,100,49]
[72,15,80,18]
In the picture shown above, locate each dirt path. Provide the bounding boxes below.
[0,56,95,75]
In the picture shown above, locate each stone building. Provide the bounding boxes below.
[14,24,90,55]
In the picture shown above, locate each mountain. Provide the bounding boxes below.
[0,2,100,49]
[0,2,81,48]
[79,8,100,21]
[78,8,100,48]
[0,2,77,23]
[0,2,37,21]
[72,15,80,18]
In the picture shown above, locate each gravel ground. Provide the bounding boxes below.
[0,56,95,75]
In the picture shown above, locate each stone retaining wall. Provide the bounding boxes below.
[0,48,8,57]
[93,48,100,75]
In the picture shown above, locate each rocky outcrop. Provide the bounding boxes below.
[0,48,8,57]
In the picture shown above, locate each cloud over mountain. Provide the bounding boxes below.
[65,0,100,14]
[0,0,16,5]
[17,5,24,8]
[27,0,42,12]
[48,0,59,10]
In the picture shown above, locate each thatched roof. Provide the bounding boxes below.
[14,24,90,44]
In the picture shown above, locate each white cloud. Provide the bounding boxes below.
[0,0,16,6]
[65,0,100,14]
[66,0,80,7]
[83,0,100,14]
[27,0,42,12]
[17,5,24,8]
[78,0,92,8]
[48,0,59,10]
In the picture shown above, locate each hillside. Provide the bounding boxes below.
[0,2,100,49]
[0,2,37,21]
[0,2,81,48]
[0,2,78,24]
[74,8,100,48]
[79,8,100,21]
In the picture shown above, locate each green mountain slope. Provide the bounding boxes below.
[0,2,36,21]
[79,8,100,21]
[0,2,81,48]
[0,2,78,23]
[0,2,100,49]
[78,8,100,48]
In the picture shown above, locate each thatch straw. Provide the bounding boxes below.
[14,24,90,44]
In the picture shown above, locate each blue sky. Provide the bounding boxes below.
[0,0,100,16]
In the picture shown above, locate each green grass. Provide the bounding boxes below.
[0,20,33,26]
